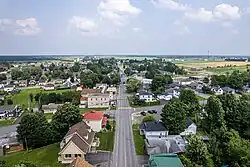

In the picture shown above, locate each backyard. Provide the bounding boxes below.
[0,143,64,167]
[6,88,74,110]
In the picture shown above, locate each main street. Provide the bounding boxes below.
[111,71,138,167]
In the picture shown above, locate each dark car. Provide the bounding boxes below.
[148,110,154,114]
[152,110,157,114]
[140,111,146,116]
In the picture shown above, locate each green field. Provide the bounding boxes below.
[7,88,74,110]
[0,119,14,127]
[133,130,145,155]
[0,143,64,167]
[205,66,248,74]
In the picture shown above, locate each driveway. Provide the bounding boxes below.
[85,152,112,167]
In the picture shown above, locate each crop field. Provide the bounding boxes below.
[178,61,250,68]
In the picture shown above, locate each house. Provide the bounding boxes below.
[87,93,110,108]
[83,111,107,132]
[106,87,117,95]
[165,83,180,90]
[58,121,99,164]
[180,118,197,136]
[145,135,186,155]
[79,97,88,108]
[77,85,85,92]
[136,91,154,102]
[63,80,75,88]
[41,103,63,114]
[3,85,15,93]
[243,85,250,93]
[157,89,179,101]
[221,87,235,94]
[69,156,94,167]
[140,121,168,139]
[179,79,193,86]
[211,87,223,95]
[142,79,153,85]
[28,80,37,86]
[18,80,27,87]
[0,106,22,119]
[81,89,102,96]
[143,154,184,167]
[43,84,55,91]
[54,79,64,84]
[38,80,47,86]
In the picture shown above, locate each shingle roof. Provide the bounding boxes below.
[83,111,104,121]
[81,89,102,95]
[70,134,90,153]
[138,91,152,96]
[186,118,194,128]
[140,121,167,132]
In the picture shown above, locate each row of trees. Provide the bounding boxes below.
[11,67,42,81]
[211,70,250,89]
[33,91,81,106]
[17,103,82,149]
[161,89,250,166]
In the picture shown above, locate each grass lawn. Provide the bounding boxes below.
[197,96,207,101]
[0,143,64,167]
[7,88,74,110]
[133,129,145,155]
[44,113,54,120]
[0,118,14,127]
[79,107,108,114]
[96,131,115,151]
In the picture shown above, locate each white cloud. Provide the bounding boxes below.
[97,0,141,26]
[69,16,97,35]
[184,4,241,23]
[151,0,190,11]
[0,19,12,31]
[246,7,250,14]
[132,27,141,32]
[231,29,239,34]
[15,18,41,36]
[214,4,241,20]
[184,8,214,23]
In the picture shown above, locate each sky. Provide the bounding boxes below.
[0,0,250,55]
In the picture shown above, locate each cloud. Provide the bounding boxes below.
[184,8,214,23]
[132,27,141,32]
[231,29,239,34]
[151,0,190,11]
[69,16,98,35]
[15,18,41,36]
[0,19,13,31]
[184,4,241,23]
[247,7,250,14]
[97,0,141,26]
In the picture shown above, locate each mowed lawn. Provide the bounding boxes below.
[7,88,74,109]
[132,124,145,155]
[96,131,115,151]
[0,119,14,127]
[0,143,64,167]
[79,107,108,114]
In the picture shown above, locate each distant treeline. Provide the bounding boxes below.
[225,58,248,62]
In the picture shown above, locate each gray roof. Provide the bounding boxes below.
[140,121,167,132]
[186,118,194,128]
[221,87,235,92]
[138,91,152,96]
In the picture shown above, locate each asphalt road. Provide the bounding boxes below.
[111,72,138,167]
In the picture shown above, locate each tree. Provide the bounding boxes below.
[126,78,141,93]
[85,79,94,88]
[161,99,186,134]
[29,93,33,103]
[179,89,199,106]
[203,96,225,133]
[50,103,82,142]
[228,70,243,89]
[124,67,133,76]
[17,112,52,149]
[186,135,214,167]
[0,74,7,82]
[102,76,112,85]
[142,115,155,123]
[151,74,173,92]
[34,93,41,102]
[7,99,13,105]
[211,75,227,86]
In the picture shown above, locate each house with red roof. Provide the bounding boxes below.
[83,111,108,132]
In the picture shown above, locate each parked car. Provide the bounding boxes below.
[148,110,154,114]
[152,110,157,114]
[140,111,146,116]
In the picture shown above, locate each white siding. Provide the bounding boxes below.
[88,95,109,108]
[180,123,197,136]
[144,131,168,138]
[139,95,153,102]
[85,119,102,132]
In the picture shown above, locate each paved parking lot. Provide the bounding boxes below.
[85,152,112,167]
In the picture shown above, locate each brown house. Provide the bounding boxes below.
[58,121,100,164]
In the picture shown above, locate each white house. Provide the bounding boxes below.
[136,91,153,102]
[179,79,193,86]
[139,121,168,139]
[142,79,153,85]
[41,103,63,114]
[157,89,180,101]
[211,87,223,95]
[180,118,197,136]
[3,85,15,92]
[83,111,107,132]
[43,84,55,91]
[221,87,235,94]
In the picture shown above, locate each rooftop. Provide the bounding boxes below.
[83,111,104,121]
[146,154,184,167]
[140,121,167,132]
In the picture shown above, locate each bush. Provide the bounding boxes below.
[7,99,13,105]
[143,115,155,123]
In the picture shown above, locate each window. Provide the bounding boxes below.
[78,154,81,157]
[101,98,102,100]
[75,154,78,157]
[96,98,98,100]
[65,154,71,158]
[90,98,92,101]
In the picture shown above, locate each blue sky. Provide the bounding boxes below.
[0,0,249,55]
